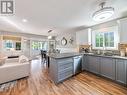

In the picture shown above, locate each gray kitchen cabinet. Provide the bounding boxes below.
[82,54,127,85]
[49,57,73,84]
[57,58,73,82]
[49,53,127,85]
[115,59,127,85]
[88,56,100,74]
[82,55,100,74]
[82,55,89,71]
[100,57,115,80]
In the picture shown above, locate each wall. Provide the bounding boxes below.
[76,29,88,45]
[76,28,92,45]
[76,19,120,51]
[1,30,77,55]
[56,32,77,53]
[74,19,119,52]
[0,31,47,39]
[90,20,118,30]
[90,17,127,50]
[0,31,47,57]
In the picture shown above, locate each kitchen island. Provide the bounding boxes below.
[48,52,83,84]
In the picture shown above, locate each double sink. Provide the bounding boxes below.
[87,52,119,57]
[84,52,127,60]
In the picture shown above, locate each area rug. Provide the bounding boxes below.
[0,81,17,92]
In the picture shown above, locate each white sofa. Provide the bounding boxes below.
[0,57,31,84]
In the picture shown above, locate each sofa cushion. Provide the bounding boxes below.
[0,62,30,84]
[19,55,29,64]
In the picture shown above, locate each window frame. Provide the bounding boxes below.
[92,26,119,50]
[32,41,48,51]
[4,40,15,50]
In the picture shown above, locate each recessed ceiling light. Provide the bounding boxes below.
[22,19,28,22]
[92,2,114,21]
[48,36,52,39]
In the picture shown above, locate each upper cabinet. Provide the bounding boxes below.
[119,18,127,44]
[76,28,91,45]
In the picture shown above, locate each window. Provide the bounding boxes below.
[95,33,103,47]
[16,42,21,50]
[92,26,119,50]
[95,32,114,48]
[32,41,48,50]
[32,41,38,50]
[3,36,21,51]
[104,32,114,47]
[5,40,14,49]
[4,40,21,50]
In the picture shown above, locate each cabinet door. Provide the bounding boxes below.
[119,18,127,43]
[100,57,115,80]
[76,29,89,45]
[82,55,89,71]
[116,59,127,84]
[88,56,100,74]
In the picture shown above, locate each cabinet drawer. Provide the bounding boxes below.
[58,70,73,82]
[58,62,73,72]
[57,58,73,65]
[58,66,73,73]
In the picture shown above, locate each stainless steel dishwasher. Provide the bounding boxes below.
[73,56,82,75]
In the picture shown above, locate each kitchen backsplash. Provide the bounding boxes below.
[119,43,127,51]
[78,45,91,52]
[78,44,120,55]
[78,43,127,56]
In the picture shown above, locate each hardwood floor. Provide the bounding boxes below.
[0,59,127,95]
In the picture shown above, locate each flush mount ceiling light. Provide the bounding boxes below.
[92,2,114,21]
[48,30,53,39]
[48,35,52,39]
[22,19,28,22]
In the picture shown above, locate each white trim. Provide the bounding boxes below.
[92,26,119,50]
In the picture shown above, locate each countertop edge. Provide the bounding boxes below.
[47,53,127,60]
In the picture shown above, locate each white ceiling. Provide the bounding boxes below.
[0,0,127,36]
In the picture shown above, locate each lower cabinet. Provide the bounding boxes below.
[57,58,73,83]
[82,55,100,74]
[83,55,115,80]
[100,57,115,80]
[82,55,127,85]
[50,54,127,85]
[49,57,73,84]
[58,68,73,82]
[82,55,89,71]
[116,59,127,85]
[88,56,100,74]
